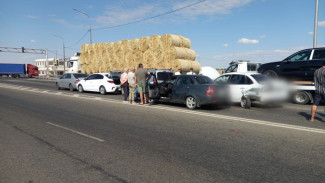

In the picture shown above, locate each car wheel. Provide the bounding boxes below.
[69,84,74,91]
[78,85,84,93]
[263,70,278,78]
[292,91,310,105]
[99,86,106,95]
[240,96,251,109]
[56,83,61,90]
[186,96,197,110]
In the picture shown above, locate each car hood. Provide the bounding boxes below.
[260,61,282,67]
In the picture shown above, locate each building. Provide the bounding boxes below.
[35,58,68,76]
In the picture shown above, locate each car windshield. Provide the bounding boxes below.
[251,74,269,83]
[157,72,173,81]
[73,74,88,78]
[193,76,214,84]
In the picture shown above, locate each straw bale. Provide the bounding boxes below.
[178,35,191,48]
[139,36,150,52]
[171,59,193,72]
[130,38,139,52]
[168,47,196,61]
[191,61,201,74]
[161,34,181,48]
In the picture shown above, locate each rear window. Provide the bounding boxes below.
[157,72,173,81]
[193,76,214,84]
[251,74,268,84]
[73,74,88,78]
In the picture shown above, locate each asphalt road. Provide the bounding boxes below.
[0,78,325,182]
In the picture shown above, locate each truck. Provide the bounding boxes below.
[0,63,39,78]
[67,52,81,73]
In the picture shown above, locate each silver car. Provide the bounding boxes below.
[56,73,88,91]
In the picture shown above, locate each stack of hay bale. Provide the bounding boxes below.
[80,34,201,74]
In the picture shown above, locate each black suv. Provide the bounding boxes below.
[258,47,325,81]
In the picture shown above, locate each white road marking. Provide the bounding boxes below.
[46,122,105,142]
[2,83,325,134]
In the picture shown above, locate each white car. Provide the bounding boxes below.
[76,73,121,95]
[215,72,289,108]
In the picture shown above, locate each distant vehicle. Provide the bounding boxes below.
[199,66,220,80]
[0,63,39,78]
[56,73,88,91]
[147,69,174,84]
[68,52,81,73]
[215,72,288,109]
[258,47,325,81]
[224,60,261,74]
[76,73,121,95]
[147,75,230,109]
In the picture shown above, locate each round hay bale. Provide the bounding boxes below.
[161,34,181,48]
[171,59,193,73]
[191,61,201,74]
[130,38,139,52]
[178,35,191,48]
[149,35,162,50]
[168,47,196,61]
[139,36,150,52]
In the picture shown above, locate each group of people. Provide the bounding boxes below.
[120,63,149,105]
[119,65,197,105]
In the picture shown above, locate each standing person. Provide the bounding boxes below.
[120,68,129,103]
[186,68,196,75]
[310,60,325,122]
[128,67,136,104]
[135,63,148,105]
[175,69,182,75]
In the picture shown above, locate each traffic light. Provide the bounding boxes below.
[22,47,25,53]
[55,59,59,66]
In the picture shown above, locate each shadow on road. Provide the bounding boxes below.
[298,112,325,122]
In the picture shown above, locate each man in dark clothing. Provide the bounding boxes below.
[310,60,325,122]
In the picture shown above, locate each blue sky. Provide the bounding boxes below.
[1,0,324,68]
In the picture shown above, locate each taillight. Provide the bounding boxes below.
[153,78,157,82]
[75,79,79,84]
[108,80,114,83]
[205,86,215,95]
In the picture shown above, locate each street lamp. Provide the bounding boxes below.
[53,34,66,74]
[73,8,92,44]
[313,0,319,48]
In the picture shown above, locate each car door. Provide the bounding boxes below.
[83,74,96,91]
[228,74,251,102]
[58,74,67,88]
[94,74,104,92]
[64,74,72,88]
[172,76,194,103]
[279,49,312,80]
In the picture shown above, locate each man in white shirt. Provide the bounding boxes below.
[186,68,196,75]
[174,69,182,75]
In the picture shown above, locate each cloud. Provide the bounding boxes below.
[308,31,313,35]
[237,38,259,44]
[319,20,325,27]
[94,0,254,26]
[95,4,159,26]
[223,43,229,47]
[25,15,38,19]
[30,39,36,43]
[87,5,94,9]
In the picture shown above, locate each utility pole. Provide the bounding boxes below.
[54,35,66,74]
[73,8,92,44]
[313,0,319,48]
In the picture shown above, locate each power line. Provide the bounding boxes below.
[93,0,208,30]
[66,30,89,48]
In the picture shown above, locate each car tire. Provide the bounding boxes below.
[69,84,74,92]
[99,86,106,95]
[186,96,197,110]
[241,96,251,109]
[78,85,84,93]
[56,83,61,90]
[263,70,278,78]
[292,91,310,105]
